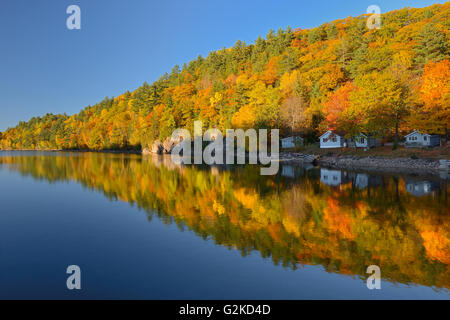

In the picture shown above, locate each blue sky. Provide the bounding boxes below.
[0,0,445,131]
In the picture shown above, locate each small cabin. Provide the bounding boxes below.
[405,131,440,148]
[319,131,346,149]
[281,136,304,149]
[354,133,381,149]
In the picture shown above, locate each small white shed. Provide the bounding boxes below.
[319,131,346,149]
[281,136,304,149]
[405,131,440,147]
[354,133,381,149]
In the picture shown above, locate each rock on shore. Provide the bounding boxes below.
[151,140,164,154]
[144,138,177,155]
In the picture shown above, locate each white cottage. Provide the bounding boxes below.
[354,133,381,149]
[319,131,346,149]
[405,130,440,148]
[281,136,304,149]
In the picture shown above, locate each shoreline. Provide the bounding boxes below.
[0,149,141,154]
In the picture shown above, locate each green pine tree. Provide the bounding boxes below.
[414,23,448,70]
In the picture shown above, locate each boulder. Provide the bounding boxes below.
[162,137,176,154]
[151,140,164,154]
[142,147,151,155]
[439,159,450,171]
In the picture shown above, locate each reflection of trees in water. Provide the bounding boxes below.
[0,153,449,290]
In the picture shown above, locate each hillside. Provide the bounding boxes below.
[0,3,449,151]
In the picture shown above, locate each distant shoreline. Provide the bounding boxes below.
[0,149,141,154]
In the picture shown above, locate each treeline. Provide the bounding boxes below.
[0,3,449,151]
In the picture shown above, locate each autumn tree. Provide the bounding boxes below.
[281,95,308,135]
[323,82,356,133]
[410,60,450,139]
[351,71,411,148]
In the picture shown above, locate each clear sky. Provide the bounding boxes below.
[0,0,445,131]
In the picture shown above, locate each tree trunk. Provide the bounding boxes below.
[445,126,448,144]
[393,120,399,150]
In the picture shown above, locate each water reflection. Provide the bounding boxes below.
[406,179,440,197]
[0,152,449,292]
[320,168,344,187]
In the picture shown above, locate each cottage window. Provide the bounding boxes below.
[331,137,337,142]
[424,136,427,141]
[323,138,327,142]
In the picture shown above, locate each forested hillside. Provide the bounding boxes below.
[0,3,448,150]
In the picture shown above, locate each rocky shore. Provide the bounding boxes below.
[318,155,446,176]
[142,138,178,155]
[278,152,449,178]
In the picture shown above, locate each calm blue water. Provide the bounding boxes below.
[0,151,448,299]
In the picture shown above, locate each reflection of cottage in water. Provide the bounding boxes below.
[321,169,341,186]
[405,180,439,197]
[353,173,383,190]
[320,168,352,187]
[282,165,295,178]
[355,173,368,189]
[281,164,315,179]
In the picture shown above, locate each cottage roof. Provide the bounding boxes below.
[359,132,368,137]
[282,135,303,141]
[405,130,440,138]
[319,130,346,138]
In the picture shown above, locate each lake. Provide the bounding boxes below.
[0,151,449,299]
